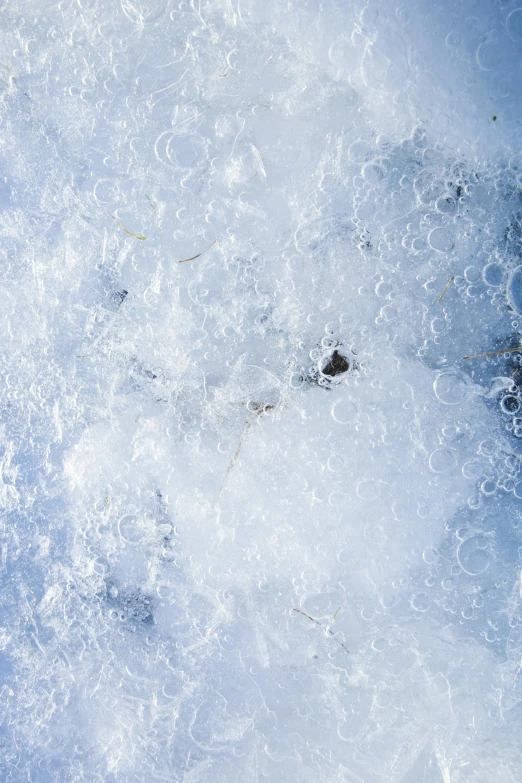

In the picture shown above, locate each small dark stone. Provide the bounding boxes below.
[456,185,463,198]
[321,350,350,378]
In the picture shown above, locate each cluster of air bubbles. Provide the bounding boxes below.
[501,365,522,440]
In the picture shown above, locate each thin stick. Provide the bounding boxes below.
[437,275,455,304]
[463,346,522,360]
[292,608,350,654]
[178,239,216,264]
[224,411,260,480]
[219,408,264,494]
[109,214,146,240]
[217,405,275,501]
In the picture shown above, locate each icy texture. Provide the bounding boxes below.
[1,0,522,780]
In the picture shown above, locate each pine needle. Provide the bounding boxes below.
[292,608,350,654]
[463,346,522,360]
[109,214,146,240]
[437,275,455,304]
[178,239,216,263]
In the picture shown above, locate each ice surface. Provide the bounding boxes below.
[1,0,522,780]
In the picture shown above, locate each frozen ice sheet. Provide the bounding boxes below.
[1,0,522,780]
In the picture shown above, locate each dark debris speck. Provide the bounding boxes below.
[321,350,350,378]
[111,289,128,306]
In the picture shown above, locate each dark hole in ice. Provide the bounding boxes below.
[502,395,520,414]
[321,350,350,378]
[111,289,128,305]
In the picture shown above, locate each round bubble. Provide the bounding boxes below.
[476,41,502,71]
[483,263,503,286]
[356,479,378,500]
[362,163,384,184]
[118,515,146,544]
[294,217,335,254]
[501,395,520,415]
[507,266,522,314]
[434,370,468,404]
[331,399,357,424]
[429,447,456,473]
[167,135,202,168]
[411,593,430,612]
[93,178,117,204]
[429,228,454,252]
[461,460,482,479]
[289,372,304,389]
[423,547,439,565]
[436,196,457,214]
[327,454,345,471]
[464,266,481,283]
[507,8,522,41]
[457,535,491,575]
[510,152,522,172]
[348,139,373,162]
[446,31,462,47]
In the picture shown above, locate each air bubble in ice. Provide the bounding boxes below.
[331,399,358,424]
[428,228,454,252]
[433,370,468,405]
[483,263,503,286]
[507,266,522,314]
[457,535,491,575]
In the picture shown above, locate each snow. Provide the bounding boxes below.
[1,0,522,780]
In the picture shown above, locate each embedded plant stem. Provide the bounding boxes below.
[109,213,146,240]
[218,406,273,500]
[292,608,350,654]
[463,346,522,360]
[437,275,455,304]
[178,239,217,263]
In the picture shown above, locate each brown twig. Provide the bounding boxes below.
[437,275,455,304]
[463,346,522,360]
[109,214,146,240]
[292,608,350,654]
[178,239,216,263]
